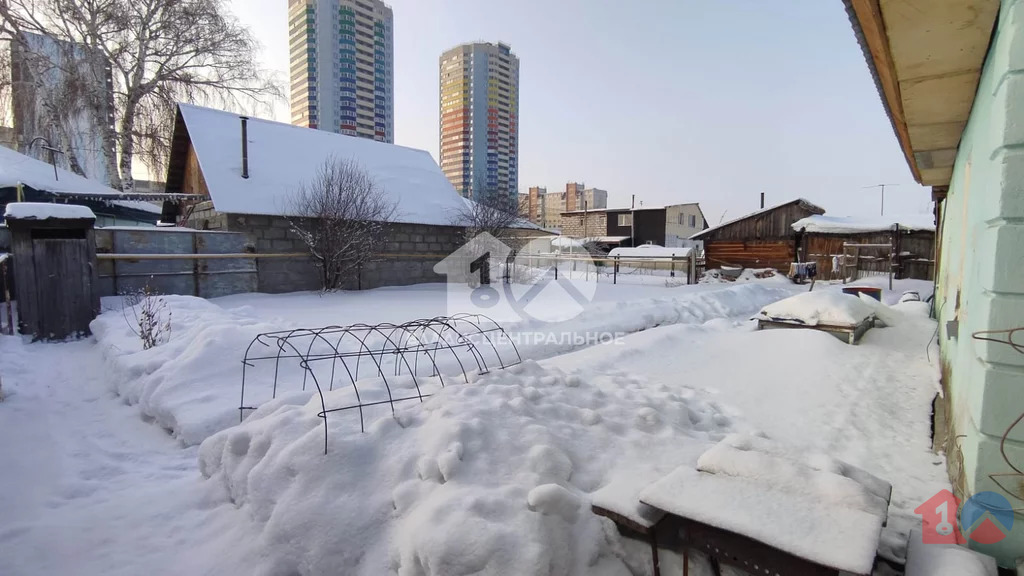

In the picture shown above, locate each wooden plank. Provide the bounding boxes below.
[11,231,36,336]
[848,0,920,182]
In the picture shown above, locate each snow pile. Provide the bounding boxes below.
[792,214,935,234]
[640,433,889,574]
[198,360,731,575]
[93,282,798,446]
[755,290,874,327]
[699,268,785,284]
[4,202,95,221]
[91,296,280,445]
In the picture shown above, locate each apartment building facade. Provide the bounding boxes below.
[439,42,519,202]
[520,183,608,229]
[288,0,394,142]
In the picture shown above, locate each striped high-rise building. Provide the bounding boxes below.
[288,0,394,142]
[439,42,519,202]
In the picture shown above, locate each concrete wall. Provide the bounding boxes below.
[936,0,1024,565]
[190,207,466,293]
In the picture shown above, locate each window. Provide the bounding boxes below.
[618,214,632,227]
[689,215,697,227]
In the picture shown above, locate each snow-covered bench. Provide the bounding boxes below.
[753,291,877,345]
[594,434,892,576]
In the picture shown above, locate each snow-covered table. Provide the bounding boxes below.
[591,475,670,575]
[633,434,891,576]
[753,291,877,345]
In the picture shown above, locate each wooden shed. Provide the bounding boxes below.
[691,199,825,270]
[4,203,100,340]
[792,215,935,281]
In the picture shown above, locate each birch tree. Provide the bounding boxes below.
[0,0,280,191]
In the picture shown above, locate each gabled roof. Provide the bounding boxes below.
[690,198,825,240]
[0,145,161,214]
[166,103,471,227]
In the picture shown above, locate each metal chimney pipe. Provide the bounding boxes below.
[240,116,250,179]
[760,192,765,209]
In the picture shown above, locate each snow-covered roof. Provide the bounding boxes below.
[0,145,161,215]
[792,214,935,234]
[4,202,96,220]
[691,198,825,240]
[174,103,472,226]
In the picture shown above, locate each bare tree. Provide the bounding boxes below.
[0,0,281,191]
[287,157,397,291]
[455,182,526,246]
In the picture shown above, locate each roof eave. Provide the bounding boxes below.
[844,0,921,183]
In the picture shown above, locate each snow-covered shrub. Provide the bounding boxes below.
[121,284,172,350]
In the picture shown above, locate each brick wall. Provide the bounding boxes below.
[188,208,467,292]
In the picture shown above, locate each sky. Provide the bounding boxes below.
[227,0,933,225]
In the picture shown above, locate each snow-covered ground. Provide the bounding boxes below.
[0,276,951,575]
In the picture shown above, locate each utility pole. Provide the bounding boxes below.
[863,184,899,216]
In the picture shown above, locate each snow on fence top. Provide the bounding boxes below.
[754,290,875,327]
[792,214,935,234]
[177,103,473,227]
[608,245,693,259]
[4,202,96,221]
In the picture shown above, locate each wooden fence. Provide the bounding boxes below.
[95,227,258,298]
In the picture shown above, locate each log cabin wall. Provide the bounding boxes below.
[699,200,824,270]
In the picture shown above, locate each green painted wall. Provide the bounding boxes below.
[938,0,1024,566]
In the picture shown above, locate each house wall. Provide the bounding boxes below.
[181,143,209,197]
[559,211,607,239]
[698,202,822,271]
[606,209,666,246]
[665,204,705,245]
[935,0,1024,565]
[189,208,466,293]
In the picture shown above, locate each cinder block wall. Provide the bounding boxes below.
[559,212,606,238]
[190,207,466,292]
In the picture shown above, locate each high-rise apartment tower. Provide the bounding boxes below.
[289,0,394,142]
[439,42,519,202]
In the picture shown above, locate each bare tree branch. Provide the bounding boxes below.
[287,157,398,291]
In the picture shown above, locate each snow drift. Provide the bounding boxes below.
[198,360,732,576]
[93,282,797,446]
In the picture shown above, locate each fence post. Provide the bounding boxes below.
[670,256,677,278]
[554,255,558,280]
[614,255,619,284]
[688,252,696,285]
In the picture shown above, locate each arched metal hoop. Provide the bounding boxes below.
[239,315,521,454]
